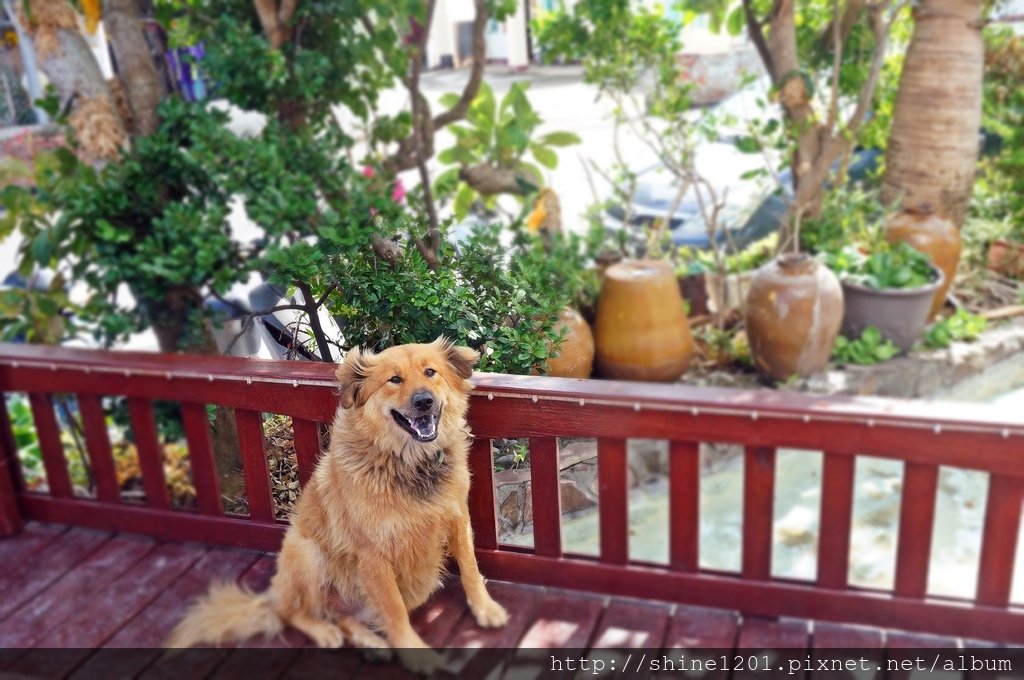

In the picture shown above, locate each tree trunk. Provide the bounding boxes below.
[103,0,167,137]
[17,0,128,160]
[882,0,984,227]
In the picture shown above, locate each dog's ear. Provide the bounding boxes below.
[438,337,479,380]
[336,347,371,409]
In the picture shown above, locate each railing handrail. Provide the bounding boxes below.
[2,342,1022,437]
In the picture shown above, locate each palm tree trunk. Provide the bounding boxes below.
[103,0,167,137]
[882,0,984,227]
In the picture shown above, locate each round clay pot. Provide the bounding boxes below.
[545,307,595,379]
[594,259,694,381]
[987,238,1024,279]
[744,253,844,381]
[840,266,944,353]
[884,205,961,320]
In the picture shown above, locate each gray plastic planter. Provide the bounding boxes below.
[840,267,944,352]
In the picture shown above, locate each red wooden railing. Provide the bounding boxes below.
[0,344,1021,643]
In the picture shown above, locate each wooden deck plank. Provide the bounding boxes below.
[886,631,965,680]
[439,581,544,678]
[811,623,884,680]
[0,527,112,622]
[587,598,673,680]
[0,522,67,570]
[139,648,233,680]
[663,604,739,649]
[79,548,261,680]
[411,579,470,648]
[737,617,810,680]
[503,589,605,680]
[101,547,261,648]
[9,542,202,678]
[350,580,471,680]
[589,598,672,649]
[655,605,740,680]
[0,533,155,651]
[736,617,810,649]
[280,648,365,679]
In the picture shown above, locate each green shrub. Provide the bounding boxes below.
[329,224,596,375]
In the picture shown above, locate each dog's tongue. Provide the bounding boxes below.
[411,415,437,440]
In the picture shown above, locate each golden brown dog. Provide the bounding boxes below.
[168,338,508,671]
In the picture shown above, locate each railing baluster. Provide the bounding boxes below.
[529,437,561,557]
[291,418,322,487]
[669,441,699,572]
[28,393,72,498]
[894,462,939,598]
[181,402,223,515]
[468,437,498,550]
[235,409,274,523]
[742,446,776,580]
[0,395,22,535]
[976,474,1024,606]
[817,452,855,589]
[77,394,120,504]
[598,438,628,565]
[127,398,169,509]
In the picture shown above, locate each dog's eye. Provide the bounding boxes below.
[424,368,436,377]
[389,375,403,384]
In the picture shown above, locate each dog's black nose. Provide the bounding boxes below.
[411,390,434,412]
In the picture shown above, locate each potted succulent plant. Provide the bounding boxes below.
[826,239,944,352]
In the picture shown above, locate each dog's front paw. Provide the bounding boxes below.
[398,647,444,676]
[309,622,345,648]
[470,597,509,628]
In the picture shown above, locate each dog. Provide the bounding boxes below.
[168,338,509,671]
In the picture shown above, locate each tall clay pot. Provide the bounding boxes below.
[744,253,844,381]
[594,260,694,381]
[545,307,595,379]
[884,205,961,320]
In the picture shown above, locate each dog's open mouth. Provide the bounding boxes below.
[391,409,440,442]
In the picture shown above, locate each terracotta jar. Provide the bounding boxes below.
[884,205,961,320]
[744,253,843,381]
[987,238,1024,279]
[594,260,694,381]
[545,307,595,379]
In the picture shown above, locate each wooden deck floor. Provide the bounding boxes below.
[0,524,997,680]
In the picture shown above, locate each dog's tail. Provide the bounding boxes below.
[166,582,283,648]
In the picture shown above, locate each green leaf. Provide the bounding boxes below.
[536,131,581,147]
[734,136,761,153]
[453,183,476,221]
[726,5,745,36]
[531,145,558,169]
[439,92,461,109]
